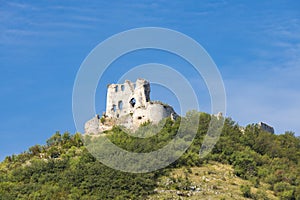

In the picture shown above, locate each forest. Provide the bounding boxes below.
[1,111,300,199]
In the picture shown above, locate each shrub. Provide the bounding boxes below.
[240,185,252,198]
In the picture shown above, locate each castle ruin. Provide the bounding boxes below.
[258,122,274,134]
[84,78,178,134]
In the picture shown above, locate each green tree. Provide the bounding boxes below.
[47,131,62,146]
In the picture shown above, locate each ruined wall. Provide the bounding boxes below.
[132,103,177,126]
[84,115,100,134]
[258,122,275,134]
[105,79,150,119]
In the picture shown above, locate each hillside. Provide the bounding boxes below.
[148,162,277,200]
[1,111,300,199]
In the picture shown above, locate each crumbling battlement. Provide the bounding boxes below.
[106,79,150,119]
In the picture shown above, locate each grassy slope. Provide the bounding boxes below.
[149,162,277,200]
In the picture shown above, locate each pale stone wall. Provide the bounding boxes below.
[132,103,177,125]
[105,79,150,119]
[84,115,100,135]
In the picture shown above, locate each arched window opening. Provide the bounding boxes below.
[112,104,116,112]
[118,101,123,110]
[121,85,125,91]
[115,85,118,92]
[129,98,136,107]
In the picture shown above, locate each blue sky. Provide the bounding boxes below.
[1,0,300,160]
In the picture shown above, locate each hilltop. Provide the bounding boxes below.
[1,111,300,199]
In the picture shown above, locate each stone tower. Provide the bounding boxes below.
[105,79,150,119]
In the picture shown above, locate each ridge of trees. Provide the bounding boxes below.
[1,111,300,199]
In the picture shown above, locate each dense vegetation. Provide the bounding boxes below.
[1,111,300,199]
